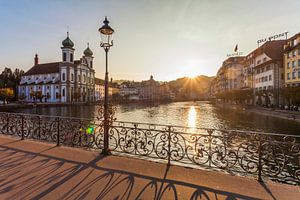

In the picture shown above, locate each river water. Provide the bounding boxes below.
[5,101,300,135]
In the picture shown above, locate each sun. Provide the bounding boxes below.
[185,69,199,79]
[186,72,198,79]
[188,75,197,79]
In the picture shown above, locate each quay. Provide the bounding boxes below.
[0,135,299,200]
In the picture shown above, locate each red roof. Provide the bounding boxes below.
[94,78,104,85]
[260,40,286,60]
[24,62,60,76]
[245,40,286,61]
[24,62,79,76]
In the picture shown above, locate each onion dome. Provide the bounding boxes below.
[84,43,93,57]
[62,32,74,48]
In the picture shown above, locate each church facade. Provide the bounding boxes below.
[19,33,95,103]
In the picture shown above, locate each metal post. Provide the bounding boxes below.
[208,130,212,167]
[257,136,263,182]
[38,116,41,139]
[167,126,171,166]
[21,115,24,140]
[6,113,9,134]
[134,124,138,154]
[56,117,60,146]
[102,47,111,155]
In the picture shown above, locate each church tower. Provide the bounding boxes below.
[60,32,75,103]
[83,43,93,68]
[61,32,75,63]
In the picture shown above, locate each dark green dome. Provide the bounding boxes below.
[62,32,74,48]
[84,46,93,57]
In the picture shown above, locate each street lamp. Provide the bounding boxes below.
[98,16,114,155]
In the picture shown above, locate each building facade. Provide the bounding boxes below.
[94,78,119,101]
[19,33,95,103]
[252,40,286,106]
[212,56,245,96]
[283,33,300,86]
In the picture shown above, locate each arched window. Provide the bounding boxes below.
[63,53,67,61]
[71,73,74,81]
[62,88,65,97]
[90,61,93,68]
[70,53,73,62]
[62,73,65,81]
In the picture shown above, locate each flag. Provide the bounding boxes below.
[234,44,238,52]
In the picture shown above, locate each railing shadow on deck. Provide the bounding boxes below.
[0,143,266,200]
[0,112,299,186]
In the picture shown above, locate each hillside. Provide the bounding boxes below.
[167,75,214,97]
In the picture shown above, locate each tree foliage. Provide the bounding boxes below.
[216,89,254,104]
[0,67,24,101]
[281,86,300,105]
[0,88,14,104]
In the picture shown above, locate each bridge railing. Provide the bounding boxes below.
[0,112,299,185]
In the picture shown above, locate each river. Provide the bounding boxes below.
[4,101,300,135]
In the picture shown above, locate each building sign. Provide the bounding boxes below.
[257,31,288,45]
[227,44,243,57]
[227,52,243,57]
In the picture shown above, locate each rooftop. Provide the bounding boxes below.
[245,40,287,61]
[23,62,60,76]
[0,135,299,200]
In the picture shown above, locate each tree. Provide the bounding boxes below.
[18,93,26,101]
[72,92,81,102]
[0,88,14,104]
[30,91,43,103]
[0,67,24,101]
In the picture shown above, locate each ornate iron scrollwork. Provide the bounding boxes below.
[0,111,299,185]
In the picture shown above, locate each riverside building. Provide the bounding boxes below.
[214,56,245,94]
[94,78,116,101]
[19,33,95,103]
[283,33,300,86]
[251,40,286,106]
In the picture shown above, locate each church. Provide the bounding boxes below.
[19,33,96,103]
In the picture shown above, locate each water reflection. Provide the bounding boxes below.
[188,106,196,128]
[4,101,300,135]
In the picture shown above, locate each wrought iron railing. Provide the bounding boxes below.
[0,112,299,185]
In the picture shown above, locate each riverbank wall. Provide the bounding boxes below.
[215,102,300,123]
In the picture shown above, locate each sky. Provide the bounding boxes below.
[0,0,300,81]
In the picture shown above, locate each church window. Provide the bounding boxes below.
[62,88,65,97]
[70,53,73,62]
[71,73,74,81]
[62,73,66,81]
[56,92,59,99]
[83,75,86,83]
[63,53,67,61]
[90,61,93,68]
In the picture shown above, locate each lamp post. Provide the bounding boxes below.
[98,16,114,155]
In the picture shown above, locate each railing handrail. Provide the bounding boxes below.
[1,111,300,139]
[1,111,299,185]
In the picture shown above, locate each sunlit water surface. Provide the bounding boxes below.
[5,101,300,135]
